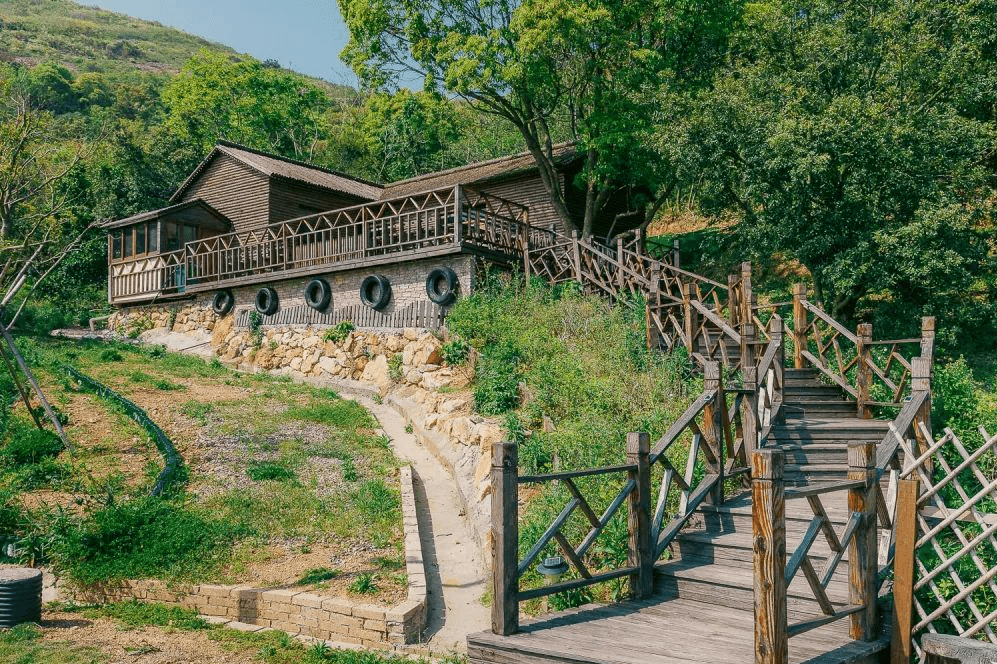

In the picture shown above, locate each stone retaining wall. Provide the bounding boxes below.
[63,467,427,649]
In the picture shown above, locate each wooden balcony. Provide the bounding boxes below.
[108,185,538,305]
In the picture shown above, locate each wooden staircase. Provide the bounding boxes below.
[469,232,934,664]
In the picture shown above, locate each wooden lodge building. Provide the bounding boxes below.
[105,141,636,328]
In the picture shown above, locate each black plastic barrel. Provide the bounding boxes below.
[0,568,42,627]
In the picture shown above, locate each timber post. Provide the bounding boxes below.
[912,356,933,462]
[703,361,725,504]
[856,323,873,419]
[683,283,699,354]
[672,238,680,268]
[453,185,463,245]
[792,284,807,369]
[741,262,753,327]
[770,315,785,423]
[890,477,921,664]
[728,273,740,328]
[752,448,787,664]
[626,432,653,599]
[571,230,582,284]
[492,441,519,636]
[743,363,759,461]
[920,316,936,367]
[617,236,625,292]
[847,441,877,641]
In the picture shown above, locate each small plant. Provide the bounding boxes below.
[149,345,166,358]
[296,567,340,585]
[126,314,154,339]
[2,428,63,465]
[210,357,223,370]
[246,461,297,483]
[347,572,378,594]
[153,378,186,391]
[322,321,355,343]
[372,393,383,404]
[441,338,471,366]
[167,307,179,330]
[340,456,358,482]
[99,348,123,362]
[388,353,404,381]
[269,340,278,350]
[404,423,413,434]
[181,401,214,425]
[248,310,264,347]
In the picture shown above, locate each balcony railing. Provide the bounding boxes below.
[108,185,531,304]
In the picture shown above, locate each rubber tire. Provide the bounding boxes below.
[359,275,391,311]
[211,289,235,316]
[304,278,332,311]
[425,267,459,306]
[255,287,279,315]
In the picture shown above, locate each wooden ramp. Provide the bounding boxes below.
[468,595,888,664]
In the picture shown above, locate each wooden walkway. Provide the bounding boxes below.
[469,595,888,664]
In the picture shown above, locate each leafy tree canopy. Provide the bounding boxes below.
[339,0,740,236]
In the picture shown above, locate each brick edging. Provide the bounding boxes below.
[60,468,428,649]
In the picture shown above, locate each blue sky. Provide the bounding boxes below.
[80,0,356,84]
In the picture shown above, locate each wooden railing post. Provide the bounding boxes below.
[627,432,653,599]
[741,262,753,328]
[890,477,921,664]
[571,230,582,283]
[847,441,877,641]
[743,364,759,460]
[912,356,933,461]
[792,284,807,369]
[856,323,873,419]
[703,362,725,504]
[683,283,699,354]
[453,185,463,245]
[920,316,936,366]
[672,238,680,268]
[770,315,785,426]
[752,448,787,664]
[492,441,519,636]
[616,236,625,292]
[728,272,741,327]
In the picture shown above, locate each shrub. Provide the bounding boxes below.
[248,311,263,347]
[2,428,63,464]
[388,353,404,382]
[247,461,297,483]
[347,572,378,594]
[472,341,521,415]
[99,348,123,362]
[322,321,355,343]
[440,338,471,366]
[50,496,241,584]
[934,358,978,435]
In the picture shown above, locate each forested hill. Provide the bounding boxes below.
[0,0,236,77]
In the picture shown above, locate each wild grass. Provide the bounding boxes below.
[0,623,103,664]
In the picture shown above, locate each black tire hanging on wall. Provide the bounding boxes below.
[304,278,332,311]
[425,267,459,306]
[255,287,279,315]
[211,289,235,316]
[359,275,391,311]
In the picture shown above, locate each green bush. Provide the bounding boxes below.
[50,496,242,584]
[322,321,355,343]
[934,358,978,435]
[99,348,123,362]
[440,338,471,366]
[388,353,404,381]
[472,341,521,415]
[2,428,63,464]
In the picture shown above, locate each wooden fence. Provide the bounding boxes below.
[490,361,756,635]
[235,300,445,331]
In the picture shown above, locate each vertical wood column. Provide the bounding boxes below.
[683,283,699,355]
[491,441,519,636]
[856,323,873,419]
[627,432,653,599]
[728,273,741,328]
[792,284,807,369]
[741,262,754,327]
[617,236,626,292]
[753,449,787,664]
[702,362,725,504]
[912,356,933,469]
[672,238,680,268]
[890,477,921,664]
[571,230,582,284]
[848,441,877,641]
[920,316,936,366]
[742,364,759,462]
[453,186,463,245]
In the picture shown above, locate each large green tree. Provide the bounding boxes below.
[666,0,997,336]
[339,0,738,236]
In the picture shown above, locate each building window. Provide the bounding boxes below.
[112,230,122,259]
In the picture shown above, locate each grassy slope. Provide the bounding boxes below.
[0,0,234,77]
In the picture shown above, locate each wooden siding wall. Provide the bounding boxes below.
[179,155,271,234]
[268,180,370,225]
[475,173,565,235]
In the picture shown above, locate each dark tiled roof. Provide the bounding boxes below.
[101,199,230,229]
[380,144,577,198]
[170,141,384,203]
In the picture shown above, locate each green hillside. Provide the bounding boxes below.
[0,0,237,78]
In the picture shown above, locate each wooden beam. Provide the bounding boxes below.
[753,448,787,664]
[848,441,877,641]
[890,478,921,664]
[626,432,653,600]
[492,441,518,636]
